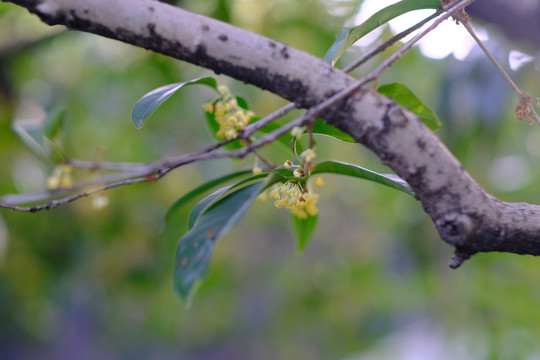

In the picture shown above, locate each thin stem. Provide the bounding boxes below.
[242,103,297,137]
[461,21,540,126]
[252,150,275,169]
[364,0,477,83]
[0,0,475,212]
[462,22,520,94]
[343,7,444,73]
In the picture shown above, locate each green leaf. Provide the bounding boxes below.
[187,173,268,230]
[312,160,414,196]
[378,82,441,131]
[165,170,253,223]
[324,0,441,66]
[312,118,356,143]
[174,181,264,301]
[13,106,65,156]
[131,77,218,129]
[292,213,318,252]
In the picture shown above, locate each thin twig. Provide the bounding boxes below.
[252,150,275,169]
[0,0,474,212]
[364,0,477,83]
[242,102,297,137]
[343,7,444,73]
[461,21,540,126]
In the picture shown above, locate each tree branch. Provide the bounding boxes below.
[467,0,540,50]
[4,0,540,265]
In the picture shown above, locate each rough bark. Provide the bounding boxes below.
[4,0,540,265]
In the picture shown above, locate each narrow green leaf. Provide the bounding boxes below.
[187,186,231,230]
[43,107,66,140]
[165,170,252,223]
[187,173,268,230]
[13,106,65,156]
[324,0,441,65]
[174,181,264,300]
[312,118,356,143]
[131,77,218,129]
[378,82,441,131]
[292,213,318,252]
[312,160,414,196]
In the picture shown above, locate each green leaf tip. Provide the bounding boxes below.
[324,0,442,66]
[312,119,356,143]
[131,76,218,129]
[13,105,66,157]
[312,160,414,196]
[292,213,318,253]
[378,82,441,131]
[174,181,264,300]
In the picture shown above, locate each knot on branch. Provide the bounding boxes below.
[448,248,472,269]
[435,213,473,247]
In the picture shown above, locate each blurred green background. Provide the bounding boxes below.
[1,0,540,359]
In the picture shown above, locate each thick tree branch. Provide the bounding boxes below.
[4,0,540,264]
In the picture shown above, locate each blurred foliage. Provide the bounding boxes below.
[1,0,540,359]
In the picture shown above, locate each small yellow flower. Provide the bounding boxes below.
[252,166,262,175]
[47,164,74,190]
[270,187,281,200]
[227,98,238,108]
[225,129,237,139]
[290,126,304,138]
[257,192,267,201]
[203,102,214,113]
[47,175,60,190]
[270,181,319,217]
[218,85,229,95]
[314,176,324,186]
[206,85,255,139]
[92,193,110,210]
[301,148,316,162]
[60,174,74,188]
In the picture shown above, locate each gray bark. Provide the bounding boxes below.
[4,0,540,266]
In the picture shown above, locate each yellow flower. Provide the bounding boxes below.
[270,181,319,217]
[218,85,229,95]
[47,175,60,190]
[225,129,237,139]
[205,85,255,140]
[47,164,74,190]
[252,166,262,175]
[290,126,304,138]
[92,193,110,210]
[301,148,316,162]
[203,102,214,113]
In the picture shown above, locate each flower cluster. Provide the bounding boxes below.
[46,164,74,190]
[269,181,318,219]
[259,175,324,219]
[203,85,255,140]
[283,148,316,178]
